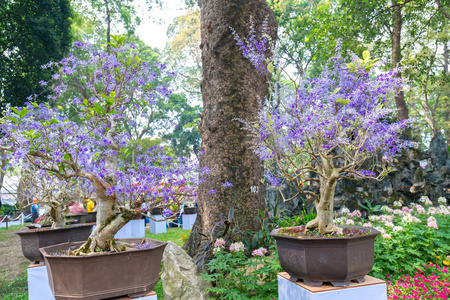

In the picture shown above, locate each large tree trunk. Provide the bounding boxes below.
[391,0,409,121]
[185,0,277,259]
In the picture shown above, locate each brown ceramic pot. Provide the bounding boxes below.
[270,225,380,287]
[183,207,197,215]
[150,208,163,215]
[85,212,97,223]
[64,213,87,224]
[16,224,93,263]
[39,238,167,300]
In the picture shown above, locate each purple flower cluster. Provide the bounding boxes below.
[237,39,412,192]
[0,40,203,234]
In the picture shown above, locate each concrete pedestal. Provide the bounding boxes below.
[28,264,157,300]
[115,219,145,238]
[182,214,197,230]
[28,263,54,300]
[149,214,167,234]
[278,272,387,300]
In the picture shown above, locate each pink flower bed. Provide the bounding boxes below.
[387,264,450,299]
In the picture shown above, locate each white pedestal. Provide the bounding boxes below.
[182,214,197,230]
[28,264,55,300]
[115,219,145,239]
[150,215,167,234]
[28,264,157,300]
[278,272,387,300]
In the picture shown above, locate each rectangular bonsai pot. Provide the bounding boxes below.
[39,238,167,300]
[16,224,94,263]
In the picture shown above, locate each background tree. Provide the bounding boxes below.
[184,0,277,261]
[0,0,72,111]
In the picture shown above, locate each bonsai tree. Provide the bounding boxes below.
[239,42,411,235]
[0,37,202,253]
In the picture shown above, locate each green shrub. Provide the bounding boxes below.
[335,197,450,279]
[201,245,281,299]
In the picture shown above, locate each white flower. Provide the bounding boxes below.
[374,226,385,234]
[369,215,379,222]
[346,219,355,225]
[382,233,392,239]
[341,207,350,215]
[363,223,373,228]
[393,226,403,232]
[393,200,402,208]
[438,197,447,205]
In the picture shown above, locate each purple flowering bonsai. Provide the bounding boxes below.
[0,36,203,253]
[238,37,411,234]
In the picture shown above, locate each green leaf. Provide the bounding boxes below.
[362,50,370,61]
[11,107,19,114]
[63,153,70,160]
[336,98,350,105]
[18,109,28,119]
[267,62,274,73]
[5,116,18,124]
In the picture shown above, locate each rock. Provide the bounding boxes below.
[430,133,447,168]
[161,241,211,300]
[446,154,450,175]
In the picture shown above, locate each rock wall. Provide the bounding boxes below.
[266,133,450,215]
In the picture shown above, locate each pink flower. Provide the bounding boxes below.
[214,238,226,248]
[229,242,245,253]
[252,247,268,257]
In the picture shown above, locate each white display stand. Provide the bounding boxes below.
[28,264,55,300]
[278,272,387,300]
[28,264,157,300]
[149,214,167,234]
[115,219,145,238]
[182,214,197,230]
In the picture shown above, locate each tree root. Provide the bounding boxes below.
[305,217,343,235]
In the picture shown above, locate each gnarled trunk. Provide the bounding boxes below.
[49,206,66,229]
[306,176,342,235]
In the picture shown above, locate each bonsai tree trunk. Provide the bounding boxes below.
[306,155,342,235]
[184,0,277,259]
[49,206,66,229]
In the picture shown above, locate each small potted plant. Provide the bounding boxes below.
[0,36,203,298]
[236,29,411,287]
[10,168,93,263]
[183,199,198,215]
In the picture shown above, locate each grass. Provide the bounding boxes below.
[145,226,191,247]
[0,224,27,242]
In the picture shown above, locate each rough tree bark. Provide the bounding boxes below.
[184,0,277,258]
[392,0,409,120]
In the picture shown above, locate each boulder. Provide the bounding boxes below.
[446,154,450,175]
[161,241,211,300]
[430,133,447,168]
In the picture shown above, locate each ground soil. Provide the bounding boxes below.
[0,225,30,283]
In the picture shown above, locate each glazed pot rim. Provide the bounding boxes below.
[39,238,168,259]
[270,225,380,241]
[16,223,94,235]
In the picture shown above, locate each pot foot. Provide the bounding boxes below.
[302,280,323,287]
[289,276,299,282]
[330,280,351,287]
[128,291,149,298]
[354,277,365,283]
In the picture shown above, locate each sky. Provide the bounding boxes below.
[135,0,190,50]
